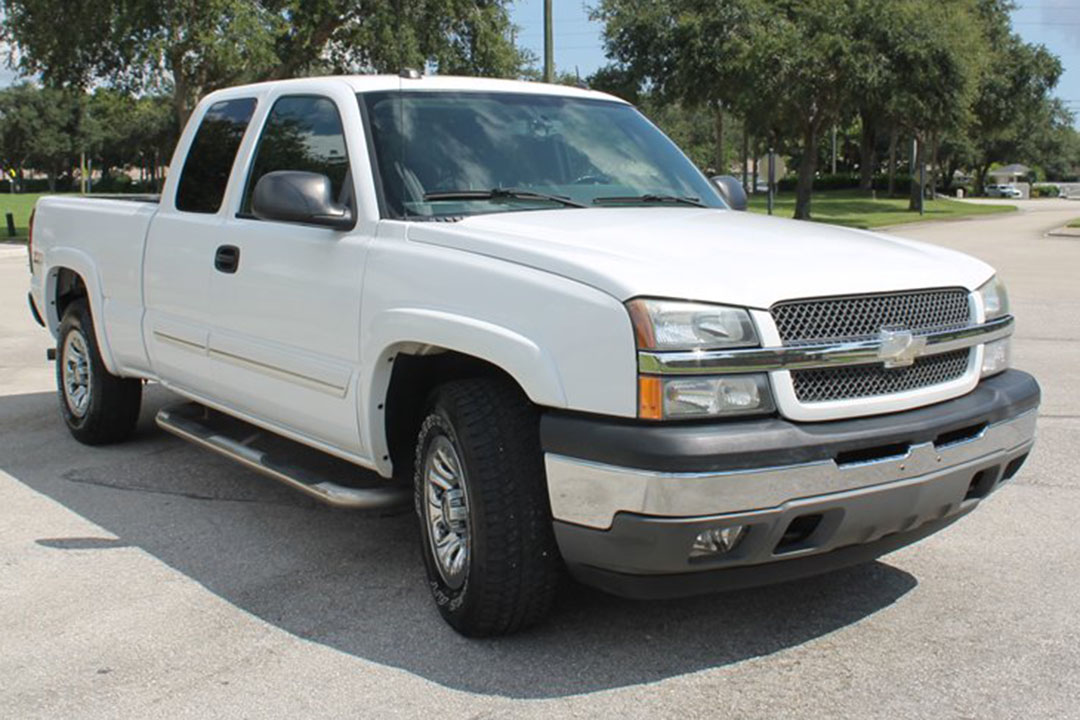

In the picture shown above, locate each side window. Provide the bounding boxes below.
[175,98,257,213]
[241,95,351,216]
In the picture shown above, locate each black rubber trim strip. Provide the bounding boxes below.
[27,291,45,327]
[540,370,1040,473]
[559,510,969,600]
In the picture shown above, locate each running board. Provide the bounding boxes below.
[155,402,411,510]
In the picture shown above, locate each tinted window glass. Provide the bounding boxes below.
[242,96,351,215]
[176,98,256,213]
[360,91,725,219]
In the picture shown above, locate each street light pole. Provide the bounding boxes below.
[543,0,554,83]
[768,148,775,216]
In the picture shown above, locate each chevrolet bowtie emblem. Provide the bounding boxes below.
[877,328,926,368]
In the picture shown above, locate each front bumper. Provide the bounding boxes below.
[541,370,1039,598]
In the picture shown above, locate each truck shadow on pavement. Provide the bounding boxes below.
[2,386,918,699]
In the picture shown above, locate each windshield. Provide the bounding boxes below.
[359,91,727,219]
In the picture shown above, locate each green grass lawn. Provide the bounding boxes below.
[1068,218,1080,228]
[0,192,51,242]
[747,190,1016,229]
[0,189,1019,240]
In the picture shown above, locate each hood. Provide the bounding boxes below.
[406,207,994,309]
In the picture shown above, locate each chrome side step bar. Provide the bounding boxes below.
[155,402,411,510]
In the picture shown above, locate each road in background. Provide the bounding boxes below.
[1,200,1078,718]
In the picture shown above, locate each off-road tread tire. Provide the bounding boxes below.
[57,299,142,445]
[414,377,562,637]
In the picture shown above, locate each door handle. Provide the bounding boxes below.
[214,245,240,274]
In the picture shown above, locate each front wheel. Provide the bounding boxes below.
[414,377,561,637]
[56,299,142,445]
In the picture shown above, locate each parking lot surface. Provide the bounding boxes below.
[2,199,1078,718]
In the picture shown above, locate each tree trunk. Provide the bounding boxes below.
[169,46,194,129]
[858,112,875,193]
[974,161,990,196]
[909,135,924,211]
[794,121,820,220]
[713,102,726,175]
[752,154,759,195]
[886,126,899,196]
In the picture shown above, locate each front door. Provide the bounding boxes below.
[201,91,371,458]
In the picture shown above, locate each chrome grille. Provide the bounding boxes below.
[772,289,971,345]
[791,350,971,403]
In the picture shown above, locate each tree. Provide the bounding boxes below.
[0,83,77,190]
[965,1,1063,195]
[742,0,870,218]
[1,0,529,127]
[592,0,760,174]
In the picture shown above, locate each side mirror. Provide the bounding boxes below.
[252,170,354,230]
[710,175,748,211]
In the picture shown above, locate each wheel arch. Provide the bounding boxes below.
[362,309,567,477]
[43,250,120,375]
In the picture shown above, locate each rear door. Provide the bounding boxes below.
[143,96,259,394]
[200,87,373,457]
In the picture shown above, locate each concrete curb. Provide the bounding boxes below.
[1046,226,1080,238]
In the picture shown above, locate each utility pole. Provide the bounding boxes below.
[742,121,750,194]
[543,0,554,83]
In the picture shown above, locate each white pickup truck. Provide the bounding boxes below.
[28,75,1039,637]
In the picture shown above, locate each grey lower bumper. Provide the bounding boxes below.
[543,370,1039,597]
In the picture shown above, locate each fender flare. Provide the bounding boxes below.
[43,247,121,375]
[361,308,567,475]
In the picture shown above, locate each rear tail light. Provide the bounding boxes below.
[27,207,35,273]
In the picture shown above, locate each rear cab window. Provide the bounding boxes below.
[175,98,257,213]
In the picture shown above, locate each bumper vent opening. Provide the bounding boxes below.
[1002,453,1030,481]
[835,442,910,467]
[934,423,987,449]
[964,468,999,501]
[774,514,823,554]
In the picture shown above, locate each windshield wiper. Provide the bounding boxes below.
[593,194,706,207]
[423,188,587,208]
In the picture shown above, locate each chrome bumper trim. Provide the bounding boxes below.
[637,315,1013,376]
[545,409,1036,529]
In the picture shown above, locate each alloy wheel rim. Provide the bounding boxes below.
[422,434,470,590]
[62,331,92,418]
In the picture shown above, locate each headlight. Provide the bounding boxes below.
[627,298,758,350]
[976,275,1010,320]
[629,298,774,419]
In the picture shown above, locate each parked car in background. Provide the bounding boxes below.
[27,75,1040,636]
[986,184,1023,198]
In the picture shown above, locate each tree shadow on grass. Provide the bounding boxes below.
[1,386,918,699]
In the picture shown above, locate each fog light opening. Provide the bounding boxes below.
[964,468,997,501]
[774,514,823,554]
[690,524,748,559]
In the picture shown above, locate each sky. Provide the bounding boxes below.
[510,0,1080,125]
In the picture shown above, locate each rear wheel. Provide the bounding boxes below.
[414,377,561,637]
[56,299,142,445]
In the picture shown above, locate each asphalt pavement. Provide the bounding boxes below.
[1,199,1078,718]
